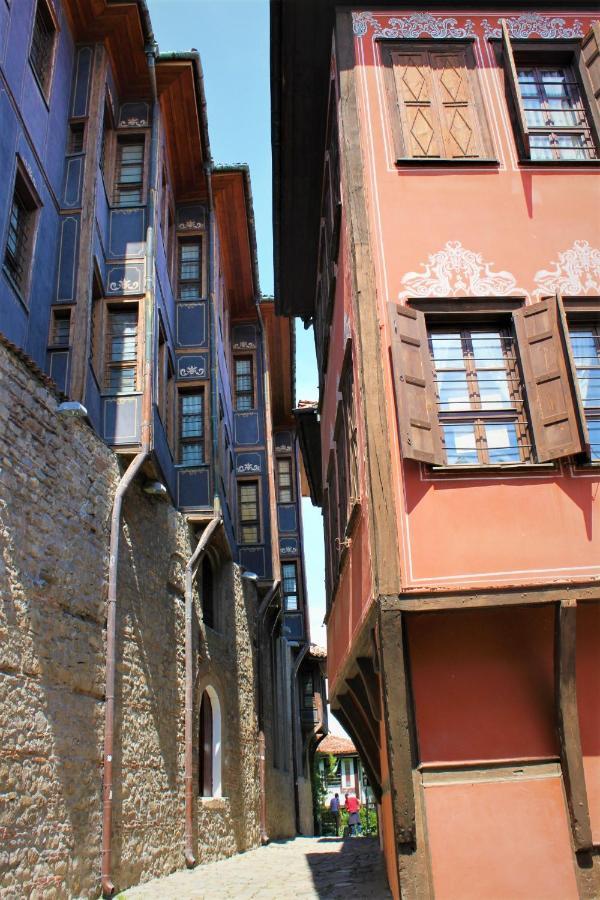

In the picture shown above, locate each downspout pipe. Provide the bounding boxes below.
[291,641,309,835]
[184,515,222,868]
[256,580,281,844]
[204,163,219,508]
[101,44,159,899]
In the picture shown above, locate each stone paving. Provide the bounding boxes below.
[120,836,392,899]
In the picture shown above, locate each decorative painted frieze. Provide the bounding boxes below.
[106,264,143,295]
[533,240,600,298]
[481,14,584,40]
[352,12,476,39]
[177,353,209,379]
[398,241,525,299]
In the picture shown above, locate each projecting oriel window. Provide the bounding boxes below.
[234,356,254,411]
[429,327,531,466]
[179,390,205,466]
[105,306,138,393]
[114,136,145,207]
[569,324,600,460]
[238,481,259,544]
[276,457,293,503]
[177,238,202,299]
[282,561,298,611]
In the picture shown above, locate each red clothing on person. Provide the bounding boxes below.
[345,795,359,814]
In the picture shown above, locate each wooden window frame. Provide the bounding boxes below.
[103,300,141,395]
[48,306,72,349]
[564,297,600,464]
[276,456,294,504]
[494,29,600,164]
[112,132,148,208]
[66,121,85,156]
[199,691,213,798]
[177,386,206,467]
[3,160,42,305]
[282,560,300,611]
[427,321,532,467]
[29,0,59,103]
[234,353,256,412]
[176,234,205,300]
[380,39,496,165]
[238,478,261,545]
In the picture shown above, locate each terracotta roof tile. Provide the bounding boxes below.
[317,734,356,756]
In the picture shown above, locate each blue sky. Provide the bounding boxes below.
[147,1,328,652]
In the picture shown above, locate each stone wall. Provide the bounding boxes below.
[0,341,263,898]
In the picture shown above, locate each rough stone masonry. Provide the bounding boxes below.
[0,339,262,898]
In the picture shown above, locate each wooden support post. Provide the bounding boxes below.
[356,656,382,721]
[378,605,416,846]
[555,599,593,851]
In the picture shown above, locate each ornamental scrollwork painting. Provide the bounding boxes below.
[177,220,204,231]
[233,341,256,351]
[533,240,600,298]
[237,462,261,474]
[179,364,206,378]
[118,117,148,128]
[352,12,476,39]
[108,278,140,293]
[398,241,525,299]
[481,14,584,40]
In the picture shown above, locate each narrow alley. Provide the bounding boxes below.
[121,837,392,900]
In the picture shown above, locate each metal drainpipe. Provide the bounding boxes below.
[256,580,281,844]
[184,515,222,868]
[101,44,159,899]
[291,641,309,834]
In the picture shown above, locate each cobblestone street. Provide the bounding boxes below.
[121,837,392,899]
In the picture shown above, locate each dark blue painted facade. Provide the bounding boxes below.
[0,0,312,610]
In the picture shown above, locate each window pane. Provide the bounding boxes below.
[576,370,600,408]
[437,371,470,410]
[588,421,600,461]
[530,136,553,161]
[108,366,136,392]
[181,442,204,466]
[430,334,464,369]
[443,424,477,465]
[241,525,258,543]
[471,332,505,369]
[555,134,587,161]
[485,422,520,463]
[477,371,512,409]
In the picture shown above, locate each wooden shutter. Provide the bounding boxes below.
[392,51,442,158]
[388,303,443,465]
[501,19,530,157]
[430,49,482,158]
[513,296,587,462]
[578,24,600,145]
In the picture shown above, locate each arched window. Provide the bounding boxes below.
[199,687,222,797]
[202,555,214,629]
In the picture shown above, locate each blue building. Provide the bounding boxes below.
[0,1,327,891]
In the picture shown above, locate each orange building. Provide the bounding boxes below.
[272,3,600,898]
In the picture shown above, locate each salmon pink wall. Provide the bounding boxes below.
[406,606,557,763]
[423,773,578,900]
[352,8,600,593]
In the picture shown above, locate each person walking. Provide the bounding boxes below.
[329,793,341,837]
[344,792,361,837]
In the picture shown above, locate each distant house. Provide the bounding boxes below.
[316,734,369,806]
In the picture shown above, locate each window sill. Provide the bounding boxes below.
[395,158,499,167]
[198,796,228,810]
[517,159,600,167]
[102,390,142,398]
[430,462,556,475]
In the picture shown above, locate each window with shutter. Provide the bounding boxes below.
[513,296,587,461]
[499,22,600,162]
[382,42,494,162]
[105,304,139,393]
[29,0,57,98]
